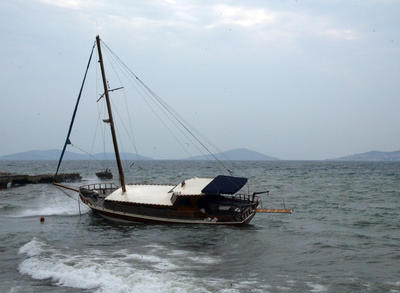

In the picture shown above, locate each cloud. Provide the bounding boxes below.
[38,0,83,9]
[35,0,358,43]
[211,4,276,28]
[324,29,357,41]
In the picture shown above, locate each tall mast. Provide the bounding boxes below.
[96,35,126,192]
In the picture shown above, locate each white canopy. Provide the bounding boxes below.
[104,176,247,206]
[105,184,175,206]
[105,177,213,206]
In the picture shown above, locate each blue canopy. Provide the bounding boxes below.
[201,175,248,195]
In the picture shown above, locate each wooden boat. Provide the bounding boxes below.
[78,175,259,224]
[54,35,290,225]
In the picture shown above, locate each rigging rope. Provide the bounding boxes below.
[102,43,208,160]
[101,40,233,175]
[55,185,79,202]
[69,143,98,161]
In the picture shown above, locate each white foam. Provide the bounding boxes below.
[387,281,400,292]
[306,282,328,292]
[18,238,242,293]
[124,252,178,270]
[144,243,165,250]
[166,249,189,256]
[187,255,219,264]
[161,248,220,265]
[14,205,89,217]
[18,237,45,257]
[145,245,220,267]
[11,191,89,217]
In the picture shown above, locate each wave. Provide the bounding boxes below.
[6,191,89,217]
[11,204,89,217]
[17,238,337,293]
[18,238,247,293]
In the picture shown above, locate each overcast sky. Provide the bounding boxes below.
[1,0,400,160]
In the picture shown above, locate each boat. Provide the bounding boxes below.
[54,35,291,225]
[96,169,113,180]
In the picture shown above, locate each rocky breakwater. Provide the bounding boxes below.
[0,172,81,189]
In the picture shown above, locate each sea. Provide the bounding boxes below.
[0,160,399,293]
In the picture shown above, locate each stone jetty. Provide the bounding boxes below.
[0,172,81,189]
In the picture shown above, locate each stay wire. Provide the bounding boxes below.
[136,81,235,171]
[127,71,205,159]
[103,46,196,159]
[55,185,79,203]
[101,40,231,174]
[103,46,200,160]
[136,78,232,173]
[70,143,98,161]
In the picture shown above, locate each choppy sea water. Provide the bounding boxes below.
[0,160,399,293]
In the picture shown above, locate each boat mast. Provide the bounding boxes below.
[96,35,126,192]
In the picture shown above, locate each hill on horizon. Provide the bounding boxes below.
[185,148,279,161]
[0,148,278,161]
[0,149,153,160]
[330,150,400,161]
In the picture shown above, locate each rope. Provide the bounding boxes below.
[101,40,233,174]
[54,185,79,202]
[102,42,203,160]
[69,143,98,161]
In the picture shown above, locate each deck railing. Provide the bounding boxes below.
[225,193,260,204]
[80,183,119,191]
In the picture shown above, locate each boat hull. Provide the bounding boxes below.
[89,205,256,225]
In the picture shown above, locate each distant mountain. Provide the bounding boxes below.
[0,149,152,160]
[331,150,400,161]
[185,148,279,161]
[0,148,277,161]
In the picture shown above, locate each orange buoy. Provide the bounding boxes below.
[40,216,45,223]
